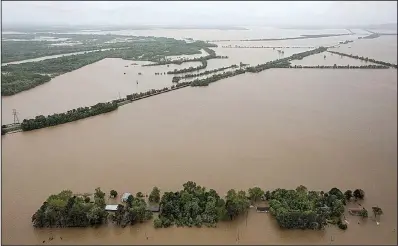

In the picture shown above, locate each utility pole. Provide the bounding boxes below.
[12,109,20,124]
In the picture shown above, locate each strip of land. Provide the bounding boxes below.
[32,182,378,232]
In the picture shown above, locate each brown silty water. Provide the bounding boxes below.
[2,69,397,245]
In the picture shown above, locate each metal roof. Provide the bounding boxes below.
[105,205,118,211]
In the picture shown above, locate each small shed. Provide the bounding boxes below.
[256,206,270,213]
[121,193,132,202]
[105,205,118,211]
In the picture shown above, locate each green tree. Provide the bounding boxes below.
[353,189,365,200]
[154,218,163,228]
[149,187,161,203]
[136,192,144,198]
[372,206,383,220]
[248,187,264,203]
[359,208,368,218]
[110,190,118,198]
[344,190,353,201]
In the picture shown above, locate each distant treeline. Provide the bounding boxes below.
[167,60,207,75]
[328,51,397,68]
[210,33,351,42]
[190,47,328,86]
[143,47,227,67]
[289,64,390,69]
[21,102,118,131]
[1,38,219,96]
[222,45,316,49]
[172,64,238,83]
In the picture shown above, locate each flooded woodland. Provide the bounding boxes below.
[1,27,397,245]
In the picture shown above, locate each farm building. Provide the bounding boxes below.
[105,205,118,211]
[121,193,132,202]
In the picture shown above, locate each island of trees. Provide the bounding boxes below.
[21,102,118,131]
[32,182,383,232]
[172,64,238,83]
[328,51,397,68]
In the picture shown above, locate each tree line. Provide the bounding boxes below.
[189,47,328,86]
[142,47,228,67]
[167,60,207,75]
[20,102,118,131]
[328,51,397,68]
[172,64,238,83]
[2,38,219,95]
[288,64,390,69]
[32,182,379,232]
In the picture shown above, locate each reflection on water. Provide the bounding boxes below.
[2,69,396,245]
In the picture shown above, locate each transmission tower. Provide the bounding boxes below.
[12,109,20,124]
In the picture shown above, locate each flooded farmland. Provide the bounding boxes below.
[1,12,398,245]
[2,68,397,244]
[1,58,202,124]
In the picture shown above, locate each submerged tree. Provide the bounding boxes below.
[353,189,365,200]
[110,190,118,198]
[248,187,264,203]
[149,187,161,203]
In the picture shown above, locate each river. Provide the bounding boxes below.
[2,68,397,245]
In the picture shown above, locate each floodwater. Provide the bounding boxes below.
[291,52,378,66]
[1,48,112,66]
[330,36,398,64]
[58,27,351,41]
[2,69,397,245]
[1,58,201,124]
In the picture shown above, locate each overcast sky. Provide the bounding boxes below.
[2,1,397,27]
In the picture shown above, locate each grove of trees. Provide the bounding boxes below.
[31,188,108,228]
[21,102,118,131]
[328,51,397,68]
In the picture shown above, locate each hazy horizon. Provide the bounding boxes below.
[2,1,397,30]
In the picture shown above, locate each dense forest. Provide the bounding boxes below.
[21,102,118,131]
[1,37,219,96]
[328,51,397,68]
[1,34,214,63]
[32,182,373,231]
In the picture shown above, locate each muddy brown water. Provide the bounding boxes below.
[2,69,396,245]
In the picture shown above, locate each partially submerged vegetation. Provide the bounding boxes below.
[172,64,238,82]
[21,102,118,131]
[289,64,390,69]
[191,47,328,86]
[32,183,378,232]
[167,60,207,74]
[1,37,218,96]
[142,47,227,67]
[328,51,397,68]
[210,33,351,42]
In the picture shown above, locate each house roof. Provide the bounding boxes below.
[105,205,118,211]
[256,206,270,211]
[121,193,132,199]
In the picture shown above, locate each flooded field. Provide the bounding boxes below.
[1,58,201,124]
[331,36,398,64]
[291,52,378,66]
[2,68,397,245]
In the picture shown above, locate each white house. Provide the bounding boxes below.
[121,193,132,202]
